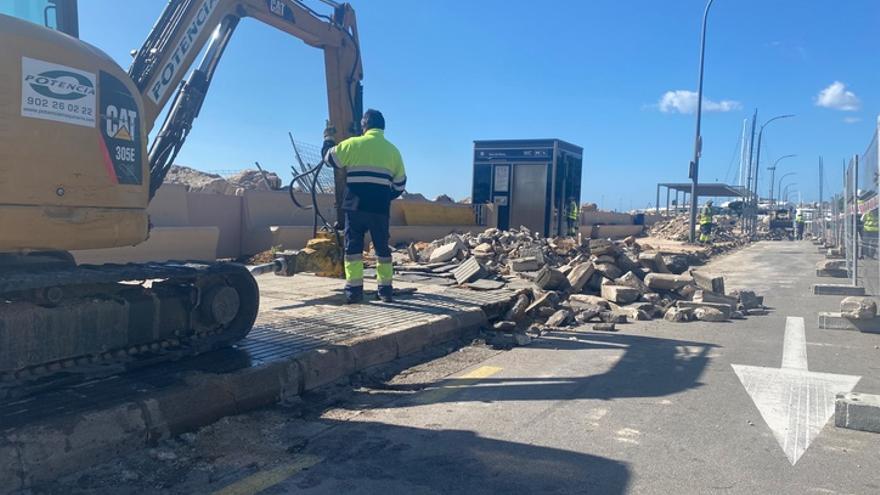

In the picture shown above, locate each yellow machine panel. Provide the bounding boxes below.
[0,15,149,251]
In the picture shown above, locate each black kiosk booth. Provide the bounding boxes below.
[472,139,583,237]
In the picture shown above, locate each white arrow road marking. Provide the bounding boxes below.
[732,317,861,465]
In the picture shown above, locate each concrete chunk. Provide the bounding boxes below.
[638,252,671,273]
[818,312,880,333]
[835,393,880,433]
[601,284,640,304]
[567,262,596,292]
[453,257,485,285]
[691,271,725,294]
[615,271,648,294]
[693,307,728,322]
[546,309,574,327]
[429,241,462,263]
[664,306,693,322]
[693,290,738,309]
[534,266,570,291]
[840,296,877,320]
[568,294,610,309]
[594,263,623,280]
[509,256,541,272]
[644,273,692,291]
[676,301,732,319]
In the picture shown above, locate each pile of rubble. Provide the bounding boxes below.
[394,227,766,346]
[166,165,281,195]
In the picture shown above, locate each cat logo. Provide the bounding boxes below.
[105,105,137,142]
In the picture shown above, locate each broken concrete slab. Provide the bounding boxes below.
[568,294,610,309]
[693,307,728,322]
[676,301,733,319]
[615,271,648,294]
[728,289,763,309]
[509,256,541,272]
[835,392,880,434]
[589,239,617,257]
[638,252,671,273]
[840,296,877,320]
[594,262,623,280]
[664,306,693,322]
[534,266,570,291]
[546,309,574,327]
[598,311,627,324]
[693,290,738,309]
[453,257,486,285]
[504,293,531,321]
[691,271,725,294]
[429,240,463,263]
[600,284,640,304]
[525,291,560,314]
[644,273,693,291]
[567,262,596,293]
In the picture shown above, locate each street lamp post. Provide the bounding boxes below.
[688,0,715,244]
[777,172,796,205]
[782,182,797,203]
[768,154,796,206]
[751,114,795,234]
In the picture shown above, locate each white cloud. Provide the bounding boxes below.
[815,81,860,111]
[658,90,742,114]
[843,116,861,124]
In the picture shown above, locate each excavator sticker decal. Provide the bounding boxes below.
[20,57,96,127]
[99,72,143,185]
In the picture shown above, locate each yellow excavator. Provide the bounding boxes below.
[0,0,362,394]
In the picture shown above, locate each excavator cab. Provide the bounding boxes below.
[0,0,79,37]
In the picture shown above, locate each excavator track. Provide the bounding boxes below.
[0,259,259,399]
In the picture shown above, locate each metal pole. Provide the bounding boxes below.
[752,115,795,235]
[768,154,796,206]
[818,157,824,241]
[745,110,758,235]
[666,187,670,217]
[655,184,660,215]
[853,155,859,286]
[688,0,715,244]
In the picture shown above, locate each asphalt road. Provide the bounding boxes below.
[50,240,880,495]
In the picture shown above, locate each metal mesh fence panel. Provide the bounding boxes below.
[856,122,879,295]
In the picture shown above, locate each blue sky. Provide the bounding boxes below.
[77,0,879,209]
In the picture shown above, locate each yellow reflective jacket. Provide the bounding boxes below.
[567,201,579,220]
[326,129,407,215]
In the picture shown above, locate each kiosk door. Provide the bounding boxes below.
[509,163,548,234]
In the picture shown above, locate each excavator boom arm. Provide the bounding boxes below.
[129,0,362,197]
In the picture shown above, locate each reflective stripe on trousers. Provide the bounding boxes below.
[344,253,364,288]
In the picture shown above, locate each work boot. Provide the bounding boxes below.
[377,285,393,303]
[345,286,364,304]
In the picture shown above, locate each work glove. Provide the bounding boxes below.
[321,120,337,159]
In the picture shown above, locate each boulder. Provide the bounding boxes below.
[840,297,878,320]
[534,266,570,291]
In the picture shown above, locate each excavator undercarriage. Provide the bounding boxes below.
[0,255,258,399]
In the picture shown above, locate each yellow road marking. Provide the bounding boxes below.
[212,455,322,495]
[414,365,503,404]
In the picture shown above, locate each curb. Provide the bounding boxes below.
[1,306,489,492]
[835,392,880,433]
